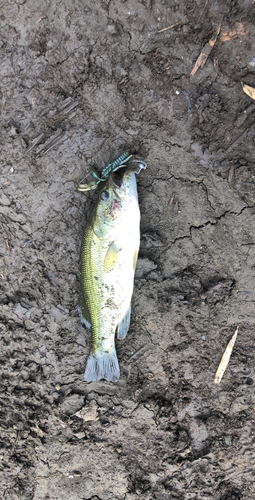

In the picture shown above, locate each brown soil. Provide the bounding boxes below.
[1,0,255,499]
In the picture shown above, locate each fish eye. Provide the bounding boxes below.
[101,191,109,201]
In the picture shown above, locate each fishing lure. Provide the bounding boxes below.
[78,152,133,192]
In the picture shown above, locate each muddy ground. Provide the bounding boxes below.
[1,0,255,498]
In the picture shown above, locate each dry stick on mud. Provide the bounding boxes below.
[191,17,223,76]
[228,165,235,183]
[214,326,239,384]
[169,193,175,206]
[27,133,45,152]
[157,22,182,33]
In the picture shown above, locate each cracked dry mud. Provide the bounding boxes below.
[1,0,255,499]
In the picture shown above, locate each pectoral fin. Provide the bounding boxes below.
[117,304,131,340]
[104,241,122,272]
[78,290,91,329]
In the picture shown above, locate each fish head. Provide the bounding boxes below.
[92,167,140,235]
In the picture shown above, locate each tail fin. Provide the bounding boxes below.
[84,348,120,382]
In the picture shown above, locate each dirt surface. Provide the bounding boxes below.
[1,0,255,499]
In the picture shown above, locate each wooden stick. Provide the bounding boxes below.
[157,22,182,34]
[214,326,239,384]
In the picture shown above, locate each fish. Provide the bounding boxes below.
[78,162,145,382]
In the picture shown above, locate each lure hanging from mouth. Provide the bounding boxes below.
[78,153,146,382]
[78,152,133,191]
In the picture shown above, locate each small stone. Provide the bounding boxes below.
[107,24,117,35]
[0,193,11,206]
[60,394,85,415]
[225,436,232,446]
[75,400,98,421]
[74,432,85,439]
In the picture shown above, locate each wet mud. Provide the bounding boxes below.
[1,0,255,499]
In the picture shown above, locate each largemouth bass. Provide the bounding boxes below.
[78,162,145,382]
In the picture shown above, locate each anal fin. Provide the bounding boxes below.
[116,304,131,340]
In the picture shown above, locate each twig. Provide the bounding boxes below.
[128,346,148,362]
[43,134,66,155]
[191,16,223,76]
[36,130,62,154]
[214,326,239,384]
[169,194,175,206]
[64,102,79,114]
[228,165,235,183]
[27,133,45,152]
[157,22,182,34]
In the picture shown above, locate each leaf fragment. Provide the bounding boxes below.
[214,326,239,384]
[220,22,246,42]
[242,82,255,101]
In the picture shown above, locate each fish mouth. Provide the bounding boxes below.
[110,160,146,193]
[110,160,147,189]
[111,167,127,188]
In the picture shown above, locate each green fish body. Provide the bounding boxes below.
[79,167,141,382]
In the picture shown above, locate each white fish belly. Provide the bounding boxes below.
[100,216,140,343]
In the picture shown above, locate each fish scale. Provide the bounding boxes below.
[81,223,117,353]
